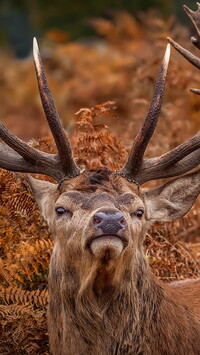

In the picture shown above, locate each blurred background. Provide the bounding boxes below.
[0,0,199,149]
[0,0,196,58]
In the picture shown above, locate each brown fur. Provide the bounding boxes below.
[29,168,200,355]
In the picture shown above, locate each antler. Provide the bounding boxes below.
[0,9,199,187]
[0,38,80,181]
[183,3,200,50]
[118,44,170,183]
[168,3,200,95]
[118,4,200,185]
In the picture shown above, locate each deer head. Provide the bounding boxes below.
[28,166,200,299]
[0,5,200,353]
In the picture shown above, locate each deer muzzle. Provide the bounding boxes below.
[86,209,128,259]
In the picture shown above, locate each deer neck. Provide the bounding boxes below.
[48,244,164,354]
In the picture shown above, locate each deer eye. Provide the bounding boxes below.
[131,209,144,219]
[55,207,68,216]
[135,209,144,218]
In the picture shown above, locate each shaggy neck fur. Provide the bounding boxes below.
[49,246,155,355]
[48,243,200,355]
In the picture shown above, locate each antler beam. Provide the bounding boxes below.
[33,38,79,177]
[119,44,170,182]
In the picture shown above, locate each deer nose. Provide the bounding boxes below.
[93,210,125,235]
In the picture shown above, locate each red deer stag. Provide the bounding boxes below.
[0,4,200,355]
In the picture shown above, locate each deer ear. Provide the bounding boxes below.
[144,169,200,222]
[27,175,58,217]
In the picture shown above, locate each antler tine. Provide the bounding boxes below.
[0,123,65,180]
[133,132,200,185]
[190,88,200,95]
[126,3,200,185]
[0,118,69,180]
[118,44,170,182]
[0,122,45,161]
[167,37,200,70]
[33,38,80,177]
[0,143,65,180]
[183,4,200,49]
[0,39,80,181]
[136,150,200,185]
[167,3,200,69]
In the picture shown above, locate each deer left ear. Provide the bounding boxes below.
[144,169,200,222]
[27,175,58,219]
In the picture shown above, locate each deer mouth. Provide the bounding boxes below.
[86,235,128,259]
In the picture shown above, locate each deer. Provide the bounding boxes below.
[1,4,200,355]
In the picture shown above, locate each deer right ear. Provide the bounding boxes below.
[27,175,58,218]
[144,169,200,222]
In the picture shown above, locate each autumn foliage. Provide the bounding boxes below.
[0,10,200,354]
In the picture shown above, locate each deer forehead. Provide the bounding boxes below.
[55,191,144,211]
[56,170,143,212]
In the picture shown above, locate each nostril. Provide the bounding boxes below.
[119,216,125,226]
[93,215,102,225]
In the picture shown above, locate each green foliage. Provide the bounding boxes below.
[0,0,175,42]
